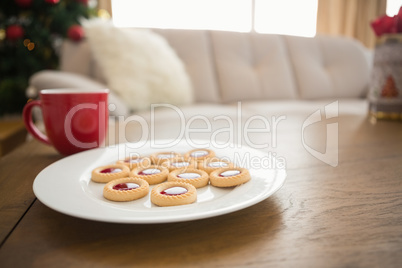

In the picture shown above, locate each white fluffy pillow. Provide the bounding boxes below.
[82,19,193,111]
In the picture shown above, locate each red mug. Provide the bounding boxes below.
[23,88,109,155]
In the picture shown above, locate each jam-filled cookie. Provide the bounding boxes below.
[151,181,197,207]
[103,177,149,202]
[198,158,234,174]
[149,151,182,165]
[168,168,209,188]
[91,164,130,183]
[209,167,251,187]
[184,148,215,162]
[116,156,151,170]
[165,156,197,172]
[130,165,169,185]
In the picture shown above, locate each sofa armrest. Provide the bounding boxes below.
[27,70,131,117]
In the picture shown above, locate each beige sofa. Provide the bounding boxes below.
[28,29,371,148]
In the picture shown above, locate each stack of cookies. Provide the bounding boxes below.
[91,149,251,207]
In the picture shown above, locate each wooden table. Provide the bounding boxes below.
[0,114,401,267]
[0,119,27,157]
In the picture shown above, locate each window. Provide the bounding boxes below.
[254,0,318,37]
[112,0,252,32]
[386,0,401,16]
[111,0,318,37]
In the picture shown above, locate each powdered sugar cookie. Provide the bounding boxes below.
[209,167,251,187]
[103,177,149,202]
[168,168,209,188]
[116,156,151,170]
[151,181,197,207]
[184,148,215,162]
[91,164,130,183]
[130,165,169,185]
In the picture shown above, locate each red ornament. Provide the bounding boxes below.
[45,0,60,4]
[15,0,32,8]
[67,25,84,42]
[6,25,24,41]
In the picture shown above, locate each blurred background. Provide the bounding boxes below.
[0,0,400,116]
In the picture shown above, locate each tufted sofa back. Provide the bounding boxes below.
[60,29,371,103]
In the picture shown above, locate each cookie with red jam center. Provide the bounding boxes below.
[165,156,197,171]
[149,151,182,165]
[116,156,151,170]
[209,167,251,187]
[198,157,234,174]
[168,168,209,188]
[91,164,130,183]
[151,181,197,207]
[130,165,169,185]
[184,148,215,162]
[103,177,149,201]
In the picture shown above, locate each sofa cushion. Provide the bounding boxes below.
[153,29,221,103]
[82,19,194,111]
[59,41,92,78]
[210,31,299,103]
[58,27,371,106]
[285,35,370,99]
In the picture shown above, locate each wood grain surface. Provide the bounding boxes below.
[0,115,401,267]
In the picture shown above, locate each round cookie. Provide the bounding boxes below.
[168,168,209,188]
[198,158,234,174]
[91,164,130,183]
[184,148,215,162]
[116,156,151,170]
[149,151,182,165]
[165,156,197,172]
[151,181,197,207]
[130,165,169,185]
[103,177,149,202]
[209,167,251,187]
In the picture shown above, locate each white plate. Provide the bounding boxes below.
[33,140,286,224]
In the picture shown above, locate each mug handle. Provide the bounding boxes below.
[23,100,52,146]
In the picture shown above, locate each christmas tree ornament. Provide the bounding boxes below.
[67,25,84,42]
[6,24,24,41]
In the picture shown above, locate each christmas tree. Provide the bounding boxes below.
[0,0,96,116]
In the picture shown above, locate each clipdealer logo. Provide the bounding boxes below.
[67,101,339,168]
[301,101,339,167]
